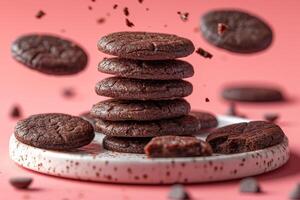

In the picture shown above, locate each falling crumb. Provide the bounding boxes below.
[88,6,92,10]
[35,10,46,19]
[146,8,149,11]
[91,0,96,2]
[125,18,134,27]
[62,87,76,98]
[205,98,210,102]
[177,11,189,22]
[218,23,229,36]
[123,7,129,16]
[264,113,279,122]
[196,47,213,59]
[10,105,22,119]
[113,4,118,9]
[97,17,106,24]
[138,0,144,3]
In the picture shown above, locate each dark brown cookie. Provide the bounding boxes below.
[190,110,218,129]
[90,99,190,121]
[98,57,194,80]
[95,115,200,137]
[97,32,195,60]
[206,121,285,154]
[222,85,284,102]
[200,9,273,53]
[11,34,88,75]
[95,77,193,100]
[103,136,151,154]
[14,113,95,150]
[144,136,212,158]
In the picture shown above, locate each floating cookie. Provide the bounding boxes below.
[90,99,190,121]
[103,136,151,154]
[14,113,95,150]
[97,32,195,60]
[206,121,285,154]
[200,9,273,53]
[95,115,200,137]
[144,136,212,158]
[190,111,218,129]
[98,57,194,80]
[95,77,193,100]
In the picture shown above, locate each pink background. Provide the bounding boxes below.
[1,0,300,199]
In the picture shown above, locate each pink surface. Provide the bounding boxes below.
[0,0,299,199]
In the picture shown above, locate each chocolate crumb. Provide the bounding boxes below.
[123,7,129,16]
[113,4,118,9]
[195,47,213,59]
[62,87,76,98]
[264,113,279,122]
[10,177,33,189]
[35,10,46,19]
[97,18,106,24]
[146,8,149,11]
[91,0,96,2]
[177,11,189,22]
[205,98,210,102]
[217,23,229,36]
[138,0,144,3]
[125,18,134,27]
[88,6,92,10]
[10,105,22,119]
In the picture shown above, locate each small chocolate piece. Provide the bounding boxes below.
[206,121,285,154]
[190,111,218,129]
[14,113,95,150]
[217,23,229,36]
[145,136,212,158]
[10,105,22,119]
[35,10,46,19]
[97,32,195,60]
[168,184,191,200]
[62,87,76,98]
[125,18,135,27]
[264,113,279,123]
[177,11,189,22]
[222,85,284,102]
[123,7,129,16]
[9,177,33,189]
[113,4,118,9]
[103,136,151,154]
[240,177,261,193]
[95,115,200,137]
[195,47,213,59]
[91,99,190,121]
[11,34,88,75]
[138,0,143,3]
[95,77,193,100]
[205,98,210,102]
[289,183,300,200]
[97,18,106,24]
[98,57,194,80]
[88,6,92,10]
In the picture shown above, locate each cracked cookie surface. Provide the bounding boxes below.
[95,77,193,100]
[14,113,95,150]
[97,32,195,60]
[206,121,285,154]
[90,99,190,121]
[11,34,88,75]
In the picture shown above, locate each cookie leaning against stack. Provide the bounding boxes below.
[91,32,208,155]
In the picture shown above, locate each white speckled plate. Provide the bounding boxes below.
[9,115,289,184]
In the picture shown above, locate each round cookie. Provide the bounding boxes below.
[190,111,218,129]
[11,34,88,75]
[14,113,95,150]
[95,115,201,137]
[103,136,151,154]
[98,57,194,80]
[206,121,285,154]
[200,9,273,53]
[95,77,193,100]
[90,99,190,121]
[97,32,195,60]
[222,85,284,102]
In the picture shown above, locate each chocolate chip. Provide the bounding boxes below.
[289,183,300,199]
[123,7,129,16]
[88,6,92,10]
[146,8,149,11]
[195,47,213,59]
[10,177,33,189]
[113,4,118,9]
[91,0,96,2]
[97,17,106,24]
[10,105,22,119]
[264,113,279,122]
[35,10,46,19]
[168,184,191,200]
[177,12,189,22]
[240,177,261,193]
[217,23,229,36]
[125,18,134,27]
[138,0,144,3]
[62,87,76,98]
[205,98,210,102]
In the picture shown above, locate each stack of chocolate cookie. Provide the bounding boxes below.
[91,32,201,154]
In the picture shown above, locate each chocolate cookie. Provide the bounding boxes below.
[103,136,151,154]
[14,113,95,150]
[11,34,88,75]
[95,115,200,137]
[206,121,285,154]
[222,85,284,102]
[98,57,194,80]
[95,77,193,100]
[97,32,195,60]
[90,99,190,121]
[200,9,273,53]
[144,136,212,158]
[190,111,218,129]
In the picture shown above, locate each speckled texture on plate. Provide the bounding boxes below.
[9,115,289,184]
